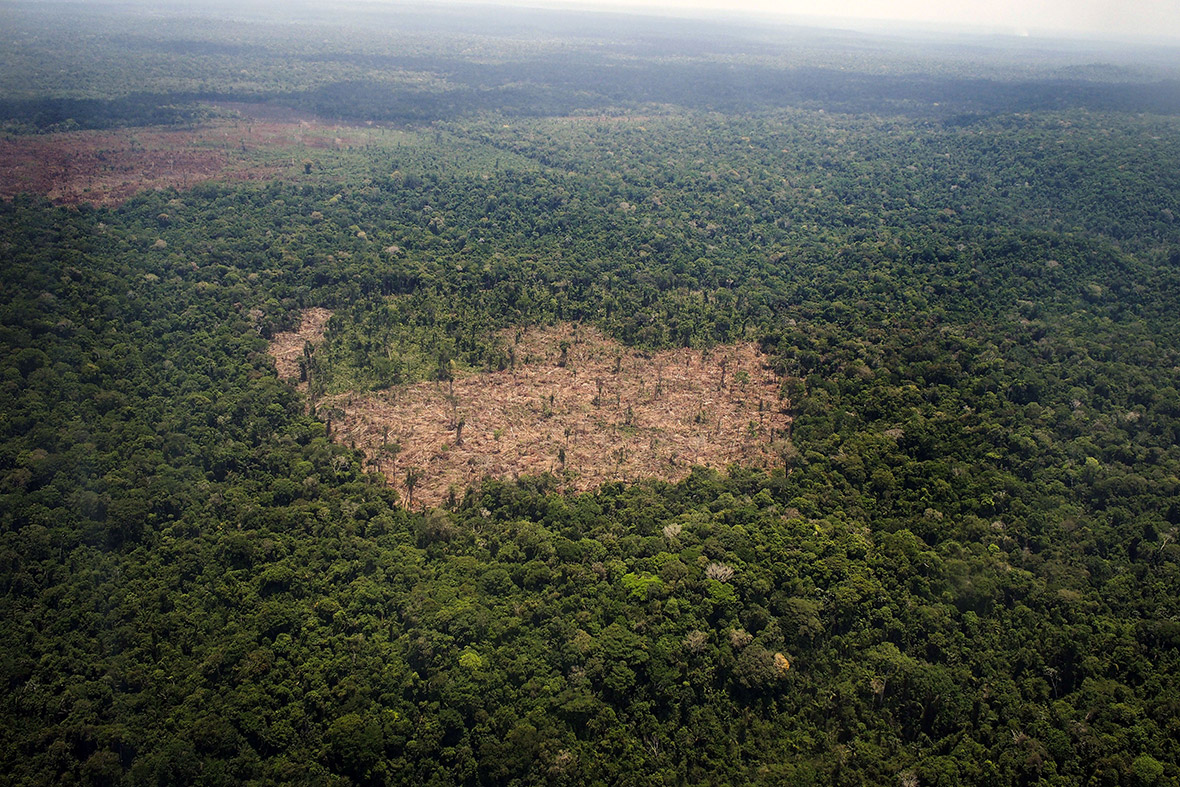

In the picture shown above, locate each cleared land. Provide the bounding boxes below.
[269,307,334,389]
[281,321,792,508]
[0,107,373,206]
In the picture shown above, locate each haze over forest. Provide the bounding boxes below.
[473,0,1180,42]
[1,1,1179,784]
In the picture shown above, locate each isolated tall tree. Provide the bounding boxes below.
[404,466,423,509]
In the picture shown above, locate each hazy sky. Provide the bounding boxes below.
[505,0,1180,41]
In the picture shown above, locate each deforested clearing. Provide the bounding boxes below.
[315,323,792,508]
[0,111,368,207]
[269,308,333,389]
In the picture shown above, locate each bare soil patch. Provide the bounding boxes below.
[315,323,792,508]
[269,308,333,388]
[0,110,371,207]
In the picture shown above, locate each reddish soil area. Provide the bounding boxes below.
[311,323,792,509]
[0,110,371,207]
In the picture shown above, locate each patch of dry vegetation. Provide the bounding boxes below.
[269,308,333,388]
[307,323,792,508]
[0,108,371,206]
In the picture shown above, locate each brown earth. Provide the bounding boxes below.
[0,109,371,207]
[296,322,792,509]
[269,308,334,388]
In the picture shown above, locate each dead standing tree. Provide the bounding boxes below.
[324,406,346,439]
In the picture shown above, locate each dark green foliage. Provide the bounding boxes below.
[2,4,1180,785]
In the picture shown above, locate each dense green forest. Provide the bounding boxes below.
[2,1,1180,785]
